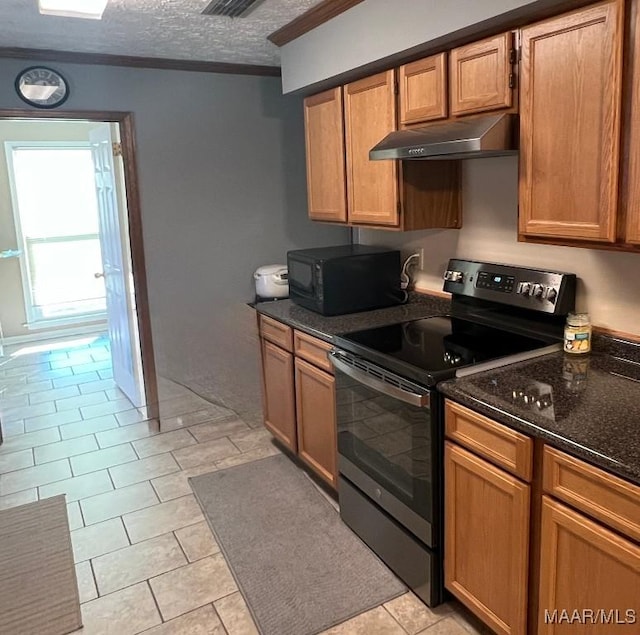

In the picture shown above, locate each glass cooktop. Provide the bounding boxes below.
[334,315,557,386]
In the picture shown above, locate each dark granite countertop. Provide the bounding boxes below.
[439,351,640,486]
[255,294,640,486]
[255,293,451,343]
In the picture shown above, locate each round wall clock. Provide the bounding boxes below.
[15,66,69,109]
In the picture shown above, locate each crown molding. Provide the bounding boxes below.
[0,47,281,77]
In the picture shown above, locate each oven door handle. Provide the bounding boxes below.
[329,351,430,408]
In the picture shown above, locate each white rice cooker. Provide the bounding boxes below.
[253,264,289,299]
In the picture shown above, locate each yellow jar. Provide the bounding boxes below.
[564,312,592,354]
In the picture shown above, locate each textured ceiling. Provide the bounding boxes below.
[0,0,322,66]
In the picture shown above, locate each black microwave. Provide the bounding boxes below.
[287,245,403,316]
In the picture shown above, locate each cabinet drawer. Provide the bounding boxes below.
[259,315,293,352]
[445,400,533,481]
[543,446,640,542]
[294,330,333,373]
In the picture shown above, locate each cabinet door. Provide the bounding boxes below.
[261,339,297,452]
[519,1,623,242]
[450,33,514,116]
[538,496,640,634]
[623,0,640,245]
[295,357,337,487]
[303,88,348,223]
[445,442,530,635]
[344,70,399,226]
[399,53,448,124]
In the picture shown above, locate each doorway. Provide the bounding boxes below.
[0,111,158,436]
[6,139,107,326]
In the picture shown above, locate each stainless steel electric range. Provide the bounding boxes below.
[329,259,577,607]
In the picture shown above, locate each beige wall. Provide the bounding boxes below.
[359,156,640,336]
[0,119,105,338]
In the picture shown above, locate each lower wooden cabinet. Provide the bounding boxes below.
[444,399,640,635]
[444,441,530,635]
[295,358,337,488]
[258,319,338,488]
[538,496,640,634]
[260,339,297,452]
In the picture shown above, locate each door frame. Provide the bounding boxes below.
[0,108,159,420]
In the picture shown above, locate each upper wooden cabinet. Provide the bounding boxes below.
[344,71,400,226]
[626,186,640,244]
[303,88,347,223]
[519,1,624,243]
[450,32,515,116]
[399,53,448,125]
[622,0,640,246]
[342,70,461,229]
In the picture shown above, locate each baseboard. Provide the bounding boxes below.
[1,322,107,346]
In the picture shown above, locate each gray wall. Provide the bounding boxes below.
[359,157,640,337]
[0,59,348,424]
[280,0,542,93]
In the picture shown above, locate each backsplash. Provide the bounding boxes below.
[358,156,640,337]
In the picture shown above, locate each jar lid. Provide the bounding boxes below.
[567,312,590,324]
[254,264,287,276]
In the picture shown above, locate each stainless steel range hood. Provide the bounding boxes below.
[369,113,518,160]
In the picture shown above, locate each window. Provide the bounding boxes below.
[5,142,107,326]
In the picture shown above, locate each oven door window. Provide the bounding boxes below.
[336,373,435,522]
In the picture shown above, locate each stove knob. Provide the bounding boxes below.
[444,270,463,283]
[517,282,532,297]
[545,287,558,304]
[532,283,545,299]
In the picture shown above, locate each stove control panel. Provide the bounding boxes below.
[443,259,577,315]
[475,271,515,293]
[517,281,558,303]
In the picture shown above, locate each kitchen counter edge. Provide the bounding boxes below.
[438,352,640,487]
[254,294,451,343]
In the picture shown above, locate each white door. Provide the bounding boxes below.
[90,125,145,408]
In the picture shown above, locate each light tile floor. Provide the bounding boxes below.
[0,333,491,635]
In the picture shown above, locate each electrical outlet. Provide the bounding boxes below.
[418,248,425,270]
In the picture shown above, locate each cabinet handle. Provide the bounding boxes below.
[329,350,430,408]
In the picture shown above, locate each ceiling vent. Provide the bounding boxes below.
[202,0,265,18]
